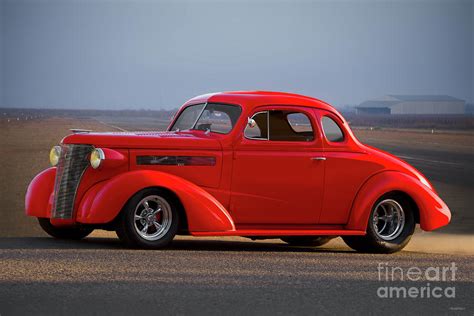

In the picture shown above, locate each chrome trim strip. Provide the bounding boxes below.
[136,155,216,166]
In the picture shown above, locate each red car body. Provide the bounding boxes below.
[25,91,451,242]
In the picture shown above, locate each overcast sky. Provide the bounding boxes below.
[0,0,472,110]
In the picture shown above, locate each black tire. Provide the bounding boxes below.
[281,236,334,247]
[38,217,93,240]
[343,193,415,254]
[115,188,179,249]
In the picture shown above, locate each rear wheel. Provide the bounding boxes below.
[343,193,415,253]
[38,218,93,240]
[115,188,179,249]
[281,236,333,247]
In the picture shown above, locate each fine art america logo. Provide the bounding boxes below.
[377,262,457,299]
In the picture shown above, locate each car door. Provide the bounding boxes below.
[316,109,381,224]
[230,106,325,225]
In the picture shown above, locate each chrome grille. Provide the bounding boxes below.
[51,144,92,219]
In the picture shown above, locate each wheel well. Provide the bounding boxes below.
[152,186,189,234]
[382,190,420,224]
[114,186,189,234]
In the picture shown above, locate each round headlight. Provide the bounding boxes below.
[90,148,105,169]
[49,146,61,166]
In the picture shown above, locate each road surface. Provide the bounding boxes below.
[0,236,472,315]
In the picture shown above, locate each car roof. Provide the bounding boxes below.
[184,91,338,114]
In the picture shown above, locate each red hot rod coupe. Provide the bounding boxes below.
[25,91,451,253]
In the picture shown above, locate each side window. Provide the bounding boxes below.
[287,113,313,134]
[244,111,268,139]
[322,116,344,142]
[244,110,314,142]
[269,111,314,141]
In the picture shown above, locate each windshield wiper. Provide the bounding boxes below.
[190,102,208,130]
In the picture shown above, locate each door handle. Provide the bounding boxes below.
[311,157,326,161]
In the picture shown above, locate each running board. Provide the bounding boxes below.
[191,230,366,237]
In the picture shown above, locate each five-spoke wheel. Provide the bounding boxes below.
[133,195,172,241]
[372,199,405,241]
[116,188,179,249]
[343,193,415,253]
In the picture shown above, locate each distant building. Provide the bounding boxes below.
[356,95,465,115]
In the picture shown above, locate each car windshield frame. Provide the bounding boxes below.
[170,102,242,135]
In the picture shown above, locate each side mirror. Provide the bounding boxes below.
[247,117,256,128]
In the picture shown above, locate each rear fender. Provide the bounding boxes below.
[346,171,451,231]
[76,170,235,232]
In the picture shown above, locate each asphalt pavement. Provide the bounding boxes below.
[0,236,472,315]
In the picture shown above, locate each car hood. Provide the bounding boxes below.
[62,131,222,150]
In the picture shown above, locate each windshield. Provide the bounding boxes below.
[170,103,206,131]
[170,103,241,134]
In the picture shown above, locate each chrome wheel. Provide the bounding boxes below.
[133,195,172,241]
[372,199,405,241]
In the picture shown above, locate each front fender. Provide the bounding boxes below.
[76,170,235,232]
[25,167,55,218]
[346,171,451,232]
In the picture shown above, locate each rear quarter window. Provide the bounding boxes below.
[322,116,344,142]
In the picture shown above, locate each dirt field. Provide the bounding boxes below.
[0,117,473,253]
[0,118,114,236]
[353,128,474,155]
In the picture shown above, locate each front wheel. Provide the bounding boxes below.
[38,218,93,240]
[115,188,179,249]
[343,194,415,253]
